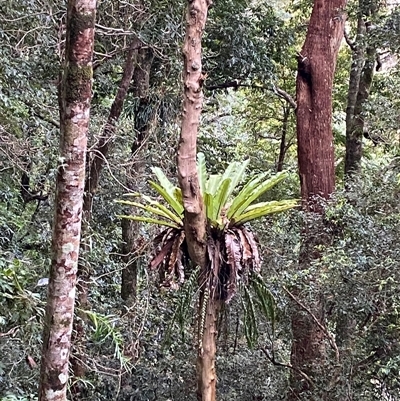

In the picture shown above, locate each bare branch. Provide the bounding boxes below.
[206,80,297,109]
[344,29,356,52]
[260,346,314,386]
[283,286,340,363]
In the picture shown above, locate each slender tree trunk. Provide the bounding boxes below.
[289,1,346,400]
[197,295,220,401]
[71,37,141,391]
[177,1,212,400]
[78,37,141,308]
[345,44,375,175]
[38,1,96,400]
[121,46,154,303]
[276,106,290,172]
[344,15,366,176]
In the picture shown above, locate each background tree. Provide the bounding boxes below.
[289,1,346,400]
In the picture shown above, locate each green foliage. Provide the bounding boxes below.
[118,154,297,231]
[84,310,132,372]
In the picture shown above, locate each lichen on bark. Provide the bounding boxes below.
[38,1,96,400]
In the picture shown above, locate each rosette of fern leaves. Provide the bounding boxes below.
[117,154,297,341]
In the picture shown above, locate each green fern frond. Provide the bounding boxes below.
[228,171,289,221]
[231,199,298,225]
[117,215,180,229]
[251,274,276,327]
[197,152,207,196]
[242,285,258,348]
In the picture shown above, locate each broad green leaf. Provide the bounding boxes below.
[231,199,298,225]
[228,171,287,220]
[151,167,184,215]
[219,159,249,209]
[116,199,182,226]
[149,181,184,217]
[197,152,207,196]
[117,215,180,229]
[206,174,223,196]
[204,192,214,221]
[210,177,232,223]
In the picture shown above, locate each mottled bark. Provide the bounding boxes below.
[289,1,346,400]
[71,36,141,392]
[38,1,96,400]
[177,1,213,400]
[76,37,141,309]
[121,46,154,303]
[345,0,378,176]
[345,45,375,176]
[344,16,366,178]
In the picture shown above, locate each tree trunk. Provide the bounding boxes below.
[121,46,154,303]
[276,106,290,172]
[197,295,220,401]
[289,1,346,400]
[344,0,378,176]
[78,37,142,308]
[296,0,345,207]
[71,37,141,392]
[344,14,366,176]
[177,1,212,400]
[345,44,375,175]
[38,1,96,400]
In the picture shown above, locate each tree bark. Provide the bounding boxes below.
[177,0,210,270]
[78,37,141,307]
[38,1,96,400]
[197,295,219,401]
[296,0,345,208]
[345,46,375,176]
[344,15,366,176]
[177,1,212,400]
[289,1,346,400]
[71,37,141,392]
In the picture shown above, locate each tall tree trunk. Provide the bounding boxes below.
[121,46,154,303]
[289,1,346,400]
[344,14,367,176]
[345,0,377,176]
[296,1,345,206]
[38,1,96,400]
[78,37,141,308]
[345,44,375,176]
[177,1,212,400]
[71,37,141,391]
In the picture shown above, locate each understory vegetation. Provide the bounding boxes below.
[2,0,400,400]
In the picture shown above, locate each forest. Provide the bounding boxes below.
[1,0,400,400]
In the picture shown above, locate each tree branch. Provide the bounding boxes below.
[205,80,297,109]
[283,286,340,363]
[260,346,314,386]
[344,29,356,52]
